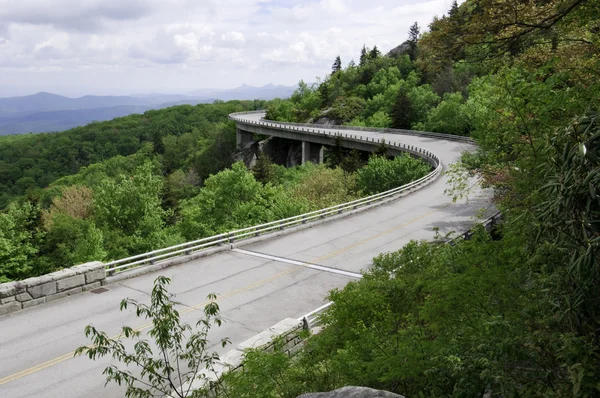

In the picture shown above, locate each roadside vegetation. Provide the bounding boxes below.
[211,0,600,397]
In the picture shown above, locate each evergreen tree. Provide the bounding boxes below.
[332,56,342,74]
[369,45,381,60]
[409,21,420,43]
[359,45,368,66]
[373,139,388,158]
[252,152,275,185]
[391,87,414,129]
[408,22,420,60]
[449,0,459,17]
[326,134,345,168]
[340,149,363,173]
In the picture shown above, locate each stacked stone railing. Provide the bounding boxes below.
[0,111,464,316]
[0,262,105,315]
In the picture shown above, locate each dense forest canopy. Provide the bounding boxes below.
[0,100,267,208]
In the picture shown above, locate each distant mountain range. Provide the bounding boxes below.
[0,83,296,135]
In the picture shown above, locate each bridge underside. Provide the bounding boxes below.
[238,127,325,165]
[235,122,432,167]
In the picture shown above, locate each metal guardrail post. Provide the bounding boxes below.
[302,317,309,330]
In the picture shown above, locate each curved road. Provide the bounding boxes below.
[0,114,493,397]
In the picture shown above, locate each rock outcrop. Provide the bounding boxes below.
[386,41,412,58]
[297,386,405,398]
[312,108,338,126]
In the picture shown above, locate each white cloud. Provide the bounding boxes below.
[0,0,460,96]
[220,31,246,48]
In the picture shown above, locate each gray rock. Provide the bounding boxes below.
[0,296,16,304]
[47,286,83,302]
[313,109,338,126]
[297,386,405,398]
[386,41,412,58]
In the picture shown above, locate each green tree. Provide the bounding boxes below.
[340,149,364,174]
[332,56,342,74]
[408,22,420,60]
[0,202,41,281]
[356,154,430,194]
[391,87,414,129]
[416,92,470,135]
[326,135,345,168]
[179,163,306,239]
[93,162,178,258]
[407,85,440,125]
[369,45,381,60]
[292,164,357,210]
[252,152,276,185]
[359,45,368,66]
[329,96,366,123]
[373,140,388,158]
[41,214,106,268]
[76,276,230,398]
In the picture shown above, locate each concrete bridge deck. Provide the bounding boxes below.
[0,113,493,397]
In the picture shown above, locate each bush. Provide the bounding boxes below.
[291,164,358,210]
[416,92,471,135]
[355,155,431,195]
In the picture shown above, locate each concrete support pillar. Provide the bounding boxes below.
[236,128,254,148]
[301,141,324,164]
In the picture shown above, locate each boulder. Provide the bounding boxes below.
[312,109,338,126]
[297,386,405,398]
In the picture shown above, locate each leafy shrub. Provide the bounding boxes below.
[356,155,431,195]
[415,92,471,135]
[291,164,358,210]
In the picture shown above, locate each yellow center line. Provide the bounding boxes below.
[0,202,451,386]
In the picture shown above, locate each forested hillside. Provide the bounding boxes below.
[211,0,600,397]
[0,100,264,208]
[0,100,264,279]
[0,93,431,283]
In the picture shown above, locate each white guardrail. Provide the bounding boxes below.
[104,112,446,276]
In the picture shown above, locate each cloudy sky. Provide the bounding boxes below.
[0,0,456,97]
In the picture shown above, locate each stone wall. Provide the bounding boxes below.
[0,261,105,316]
